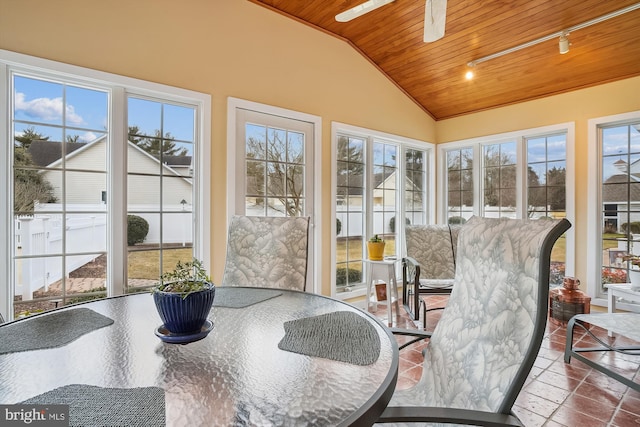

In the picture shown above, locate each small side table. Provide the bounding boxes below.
[606,283,640,336]
[365,259,400,326]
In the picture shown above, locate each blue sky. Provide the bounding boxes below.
[13,75,195,147]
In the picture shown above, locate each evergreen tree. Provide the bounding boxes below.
[129,127,187,157]
[15,127,49,149]
[13,129,57,212]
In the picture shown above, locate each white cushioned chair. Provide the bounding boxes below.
[378,216,571,426]
[221,215,310,291]
[402,224,461,328]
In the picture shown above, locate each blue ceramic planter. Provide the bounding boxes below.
[153,282,215,334]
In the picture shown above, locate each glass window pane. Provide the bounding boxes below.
[162,175,192,211]
[14,76,64,126]
[65,213,107,254]
[246,160,265,196]
[164,104,195,142]
[246,124,266,160]
[127,175,161,209]
[65,85,109,134]
[128,97,162,137]
[287,131,304,164]
[267,128,286,162]
[66,171,107,205]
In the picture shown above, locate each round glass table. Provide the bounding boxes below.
[0,287,398,426]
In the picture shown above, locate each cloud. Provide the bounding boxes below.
[80,131,98,142]
[15,92,84,125]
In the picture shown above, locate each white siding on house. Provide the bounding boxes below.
[128,143,192,206]
[42,139,192,206]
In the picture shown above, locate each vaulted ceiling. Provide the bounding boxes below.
[250,0,640,120]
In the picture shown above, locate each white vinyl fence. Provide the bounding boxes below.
[15,203,192,300]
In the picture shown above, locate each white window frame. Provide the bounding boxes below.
[588,110,640,309]
[437,122,576,275]
[331,122,435,300]
[226,97,322,294]
[0,50,211,320]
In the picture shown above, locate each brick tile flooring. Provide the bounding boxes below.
[369,295,640,427]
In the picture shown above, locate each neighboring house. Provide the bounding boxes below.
[17,138,194,298]
[336,169,421,236]
[602,159,640,232]
[29,137,193,206]
[162,155,192,178]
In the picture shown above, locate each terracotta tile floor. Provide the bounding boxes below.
[369,295,640,427]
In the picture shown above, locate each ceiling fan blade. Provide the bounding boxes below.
[423,0,447,42]
[335,0,395,22]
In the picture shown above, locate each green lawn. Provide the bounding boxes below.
[128,247,193,280]
[602,233,625,250]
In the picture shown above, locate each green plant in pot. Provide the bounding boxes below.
[367,234,386,261]
[152,258,216,339]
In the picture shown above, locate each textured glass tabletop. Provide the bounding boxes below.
[0,288,398,426]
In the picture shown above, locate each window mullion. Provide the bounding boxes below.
[365,137,374,243]
[109,87,126,296]
[0,63,11,320]
[517,136,526,219]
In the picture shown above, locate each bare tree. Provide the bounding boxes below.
[246,130,304,216]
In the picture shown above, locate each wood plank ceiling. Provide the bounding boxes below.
[250,0,640,120]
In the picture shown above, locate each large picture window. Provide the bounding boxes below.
[446,147,473,223]
[333,124,432,296]
[440,125,574,286]
[597,120,640,298]
[1,51,210,321]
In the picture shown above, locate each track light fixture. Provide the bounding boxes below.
[465,2,640,73]
[559,32,570,54]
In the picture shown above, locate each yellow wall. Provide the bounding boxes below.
[0,0,434,293]
[2,0,639,296]
[437,76,640,291]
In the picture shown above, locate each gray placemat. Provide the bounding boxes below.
[213,287,282,308]
[21,384,165,427]
[278,311,381,365]
[0,308,114,355]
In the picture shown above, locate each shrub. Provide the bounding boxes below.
[336,218,342,235]
[621,222,640,235]
[127,214,149,246]
[66,287,107,305]
[389,216,410,233]
[335,267,362,286]
[448,216,467,225]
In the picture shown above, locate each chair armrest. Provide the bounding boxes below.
[378,406,524,427]
[402,257,421,280]
[404,256,420,266]
[390,328,432,350]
